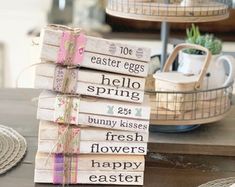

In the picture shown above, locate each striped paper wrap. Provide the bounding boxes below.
[53,154,78,184]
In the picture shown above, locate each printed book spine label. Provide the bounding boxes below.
[35,63,146,91]
[34,169,144,185]
[76,82,144,103]
[79,113,149,132]
[38,140,147,155]
[37,108,149,132]
[39,121,149,142]
[41,44,149,77]
[37,92,150,120]
[43,27,151,62]
[35,66,146,102]
[35,152,145,172]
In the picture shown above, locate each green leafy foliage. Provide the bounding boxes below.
[185,24,222,55]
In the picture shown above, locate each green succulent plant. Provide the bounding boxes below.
[185,24,222,55]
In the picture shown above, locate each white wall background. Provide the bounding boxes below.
[0,0,52,88]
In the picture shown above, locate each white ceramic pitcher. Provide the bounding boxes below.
[178,52,235,90]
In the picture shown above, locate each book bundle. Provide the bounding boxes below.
[34,24,151,185]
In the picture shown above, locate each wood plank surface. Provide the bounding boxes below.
[0,88,235,187]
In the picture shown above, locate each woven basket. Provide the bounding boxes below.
[0,124,27,174]
[154,43,211,111]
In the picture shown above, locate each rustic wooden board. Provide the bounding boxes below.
[37,90,150,132]
[39,121,149,143]
[34,170,144,185]
[38,90,150,120]
[35,63,146,103]
[35,152,145,172]
[41,46,149,77]
[36,76,145,103]
[35,63,146,90]
[42,27,151,62]
[37,108,149,133]
[38,139,147,155]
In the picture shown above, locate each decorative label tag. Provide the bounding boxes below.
[53,154,78,184]
[57,31,86,65]
[53,66,78,94]
[54,96,80,124]
[73,33,86,65]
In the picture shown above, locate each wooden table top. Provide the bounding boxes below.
[0,89,235,187]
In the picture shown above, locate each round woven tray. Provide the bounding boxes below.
[106,0,229,23]
[0,125,27,174]
[199,177,235,187]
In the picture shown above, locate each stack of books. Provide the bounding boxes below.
[34,24,151,185]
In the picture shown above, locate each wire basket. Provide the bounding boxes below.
[146,81,233,125]
[106,0,230,22]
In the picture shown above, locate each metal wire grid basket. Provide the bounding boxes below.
[106,0,230,22]
[147,81,233,125]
